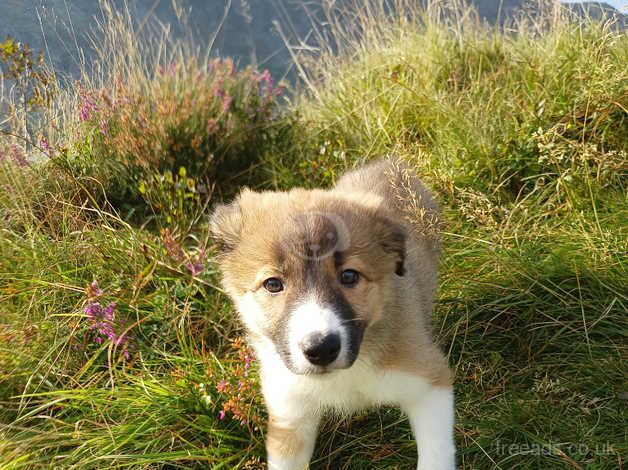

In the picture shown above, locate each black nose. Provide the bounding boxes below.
[301,333,341,366]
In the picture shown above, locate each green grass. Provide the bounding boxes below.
[1,1,626,469]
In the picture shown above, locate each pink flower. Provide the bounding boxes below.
[218,410,226,420]
[84,301,133,358]
[185,249,205,276]
[256,69,271,84]
[214,78,225,98]
[10,145,29,167]
[77,82,99,121]
[100,119,109,136]
[78,94,98,121]
[39,138,53,156]
[87,280,103,299]
[221,95,232,113]
[216,380,228,393]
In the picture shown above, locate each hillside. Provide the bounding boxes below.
[2,0,624,79]
[1,1,626,469]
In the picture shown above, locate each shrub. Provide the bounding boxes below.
[73,59,283,207]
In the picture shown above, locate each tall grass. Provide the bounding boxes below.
[1,1,627,469]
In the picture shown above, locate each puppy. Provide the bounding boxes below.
[210,159,455,470]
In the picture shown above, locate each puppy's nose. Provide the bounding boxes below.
[300,333,341,366]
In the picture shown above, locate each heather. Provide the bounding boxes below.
[1,1,626,469]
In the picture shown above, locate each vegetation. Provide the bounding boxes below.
[1,1,626,468]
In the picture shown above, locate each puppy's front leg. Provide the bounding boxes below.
[404,385,456,470]
[266,411,320,470]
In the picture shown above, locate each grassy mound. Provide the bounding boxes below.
[1,1,626,468]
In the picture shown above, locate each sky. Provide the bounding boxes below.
[561,0,627,11]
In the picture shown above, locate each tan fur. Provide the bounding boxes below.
[266,417,304,456]
[333,159,448,385]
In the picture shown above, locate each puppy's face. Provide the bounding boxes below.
[210,189,404,375]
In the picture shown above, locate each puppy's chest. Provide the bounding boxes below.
[314,366,395,411]
[315,366,430,411]
[260,355,430,414]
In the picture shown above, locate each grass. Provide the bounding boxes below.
[1,1,626,468]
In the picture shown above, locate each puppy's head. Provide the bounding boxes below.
[210,188,405,375]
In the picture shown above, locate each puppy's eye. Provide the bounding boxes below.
[263,277,284,293]
[339,269,359,286]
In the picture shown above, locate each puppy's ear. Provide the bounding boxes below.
[379,219,406,276]
[209,200,243,253]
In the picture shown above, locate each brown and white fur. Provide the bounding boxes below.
[210,159,455,469]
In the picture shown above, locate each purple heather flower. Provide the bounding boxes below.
[87,280,103,299]
[83,298,134,360]
[185,261,203,276]
[79,100,97,121]
[39,138,52,155]
[78,89,98,122]
[213,78,225,98]
[100,119,109,136]
[85,301,116,339]
[256,69,276,98]
[85,303,98,319]
[216,380,228,393]
[221,95,232,114]
[10,145,29,167]
[244,354,252,368]
[256,69,271,84]
[185,249,205,276]
[104,302,115,319]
